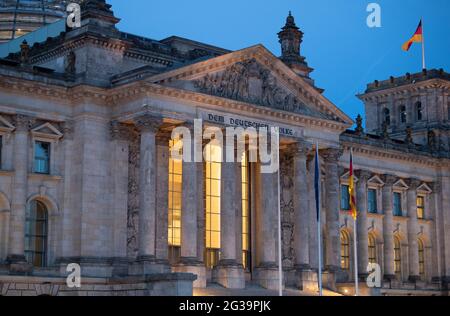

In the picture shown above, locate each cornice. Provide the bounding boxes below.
[340,141,442,167]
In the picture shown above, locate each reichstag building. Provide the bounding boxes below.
[0,0,448,296]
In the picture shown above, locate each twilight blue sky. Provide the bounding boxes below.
[109,0,450,125]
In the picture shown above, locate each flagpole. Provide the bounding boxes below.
[350,148,359,296]
[422,17,426,70]
[353,217,359,296]
[316,142,323,297]
[276,127,283,297]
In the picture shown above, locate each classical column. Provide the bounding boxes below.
[429,182,442,282]
[7,115,33,270]
[135,114,162,263]
[155,132,170,263]
[214,141,245,289]
[291,142,311,269]
[321,148,343,272]
[356,170,371,277]
[381,174,397,279]
[406,178,421,281]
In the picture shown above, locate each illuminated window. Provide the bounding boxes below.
[168,139,182,263]
[417,196,425,220]
[368,234,377,264]
[340,230,350,271]
[368,189,378,214]
[393,192,402,216]
[25,200,48,267]
[418,239,425,278]
[394,236,402,276]
[205,142,222,268]
[241,151,251,271]
[340,185,350,210]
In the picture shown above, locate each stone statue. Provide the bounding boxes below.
[427,129,436,150]
[381,122,389,139]
[65,51,76,75]
[20,40,30,65]
[355,114,364,135]
[405,126,413,145]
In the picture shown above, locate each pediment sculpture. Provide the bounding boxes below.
[194,58,316,116]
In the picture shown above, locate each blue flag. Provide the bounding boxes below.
[314,143,321,222]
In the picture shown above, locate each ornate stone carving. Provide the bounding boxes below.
[110,121,132,141]
[287,141,312,158]
[14,114,34,132]
[127,128,140,258]
[382,174,397,186]
[134,114,163,133]
[194,58,311,114]
[355,170,372,182]
[320,148,343,163]
[280,152,295,268]
[62,120,75,140]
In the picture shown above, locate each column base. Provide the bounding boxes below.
[7,255,32,275]
[129,256,171,276]
[172,257,207,288]
[295,267,318,292]
[212,260,245,289]
[322,267,337,292]
[254,263,282,291]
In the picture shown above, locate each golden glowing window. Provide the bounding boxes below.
[394,237,402,275]
[417,196,425,220]
[205,142,222,268]
[418,239,425,277]
[241,151,251,271]
[340,230,350,271]
[368,234,377,264]
[168,139,182,248]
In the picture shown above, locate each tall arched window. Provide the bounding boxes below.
[394,236,402,277]
[25,200,48,267]
[205,141,222,269]
[384,108,391,126]
[340,230,350,271]
[368,234,377,264]
[416,102,423,121]
[418,239,425,278]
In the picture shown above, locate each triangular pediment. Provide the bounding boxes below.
[340,171,358,183]
[0,115,15,133]
[368,175,385,187]
[393,179,409,190]
[147,45,353,126]
[417,183,432,194]
[31,122,63,140]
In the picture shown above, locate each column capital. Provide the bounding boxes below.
[320,147,343,163]
[355,170,372,182]
[134,114,163,133]
[287,141,312,158]
[381,174,397,186]
[14,114,35,132]
[110,120,132,141]
[63,120,75,140]
[156,131,172,146]
[406,178,422,190]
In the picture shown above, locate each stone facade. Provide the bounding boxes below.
[0,0,448,296]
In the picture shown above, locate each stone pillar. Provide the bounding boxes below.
[134,114,163,274]
[356,170,371,278]
[174,127,206,288]
[291,142,316,290]
[155,132,170,264]
[429,182,442,282]
[440,175,450,288]
[321,148,342,274]
[213,143,245,289]
[381,174,397,279]
[7,115,33,273]
[407,178,421,281]
[254,158,280,290]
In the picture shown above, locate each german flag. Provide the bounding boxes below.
[402,20,423,51]
[349,149,357,221]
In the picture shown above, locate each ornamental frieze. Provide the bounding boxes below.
[194,58,318,117]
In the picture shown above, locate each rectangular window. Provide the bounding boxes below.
[34,141,50,174]
[393,192,402,216]
[368,189,378,214]
[340,185,350,210]
[205,143,222,269]
[417,196,425,220]
[168,139,182,264]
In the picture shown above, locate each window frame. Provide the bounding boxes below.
[394,236,402,276]
[418,239,425,278]
[33,140,51,175]
[340,230,350,271]
[367,188,378,214]
[416,195,425,220]
[368,234,377,265]
[393,192,403,217]
[24,200,48,268]
[340,184,350,211]
[399,105,407,124]
[416,101,423,121]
